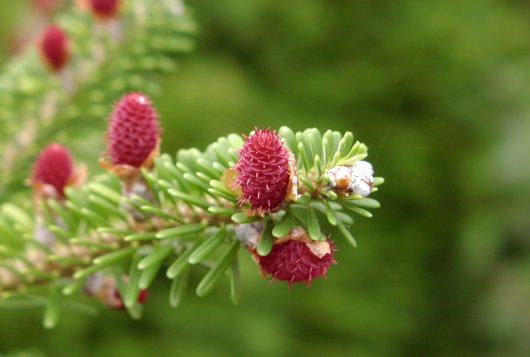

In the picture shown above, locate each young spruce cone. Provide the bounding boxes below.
[107,92,160,168]
[257,227,336,287]
[38,25,69,72]
[236,128,295,213]
[87,0,121,20]
[33,143,74,198]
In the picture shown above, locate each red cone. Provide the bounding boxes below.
[257,228,336,287]
[33,143,74,198]
[236,128,293,212]
[107,92,160,168]
[39,25,69,72]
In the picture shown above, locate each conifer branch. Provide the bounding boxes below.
[0,0,384,328]
[0,116,383,326]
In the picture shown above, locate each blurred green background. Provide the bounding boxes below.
[1,0,530,356]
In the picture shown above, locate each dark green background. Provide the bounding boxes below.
[1,0,530,356]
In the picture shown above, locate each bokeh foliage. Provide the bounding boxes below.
[1,0,530,356]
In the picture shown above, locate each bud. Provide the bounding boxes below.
[256,227,336,287]
[87,0,122,20]
[106,92,160,168]
[236,128,297,213]
[328,160,374,197]
[33,143,74,199]
[38,25,69,72]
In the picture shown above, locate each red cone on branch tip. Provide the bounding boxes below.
[33,143,74,198]
[38,25,69,72]
[87,0,121,20]
[256,227,336,287]
[236,128,295,212]
[107,92,160,168]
